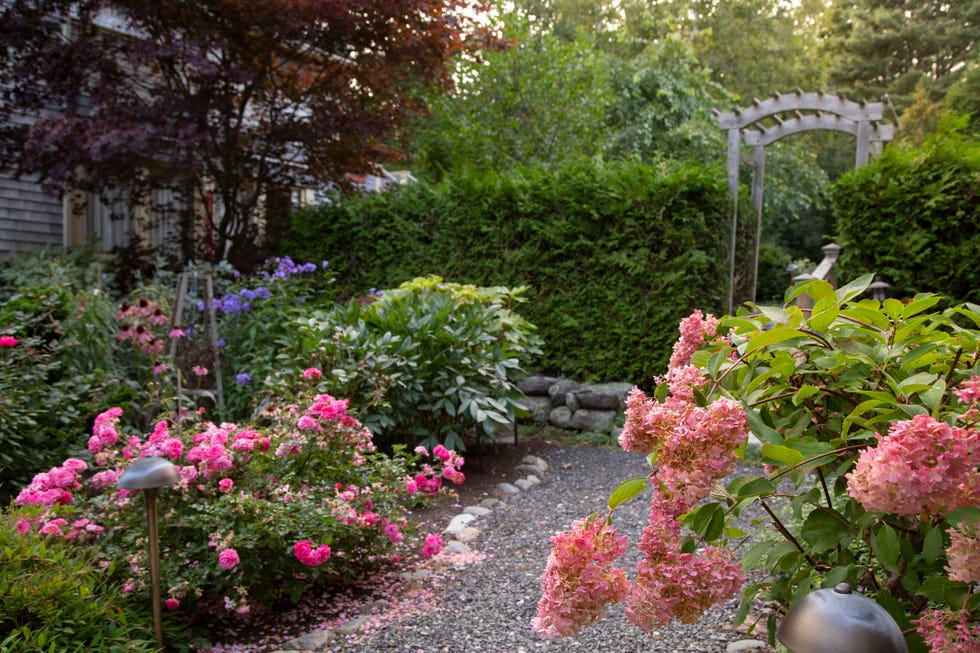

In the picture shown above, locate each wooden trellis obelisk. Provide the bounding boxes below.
[169,272,224,409]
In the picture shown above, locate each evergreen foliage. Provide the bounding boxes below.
[831,120,980,303]
[274,159,732,383]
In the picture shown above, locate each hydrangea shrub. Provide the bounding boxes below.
[534,275,979,652]
[14,372,461,615]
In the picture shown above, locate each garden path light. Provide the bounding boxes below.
[776,582,909,653]
[118,456,180,650]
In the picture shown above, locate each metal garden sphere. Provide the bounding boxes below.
[776,583,909,653]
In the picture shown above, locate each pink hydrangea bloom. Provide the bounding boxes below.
[217,548,240,571]
[945,522,980,584]
[915,609,980,653]
[420,533,443,559]
[531,517,630,639]
[293,540,332,566]
[668,310,719,370]
[847,414,980,518]
[624,493,744,629]
[954,375,980,405]
[627,546,743,629]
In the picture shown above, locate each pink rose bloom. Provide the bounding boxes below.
[442,465,465,485]
[217,548,240,571]
[165,598,180,610]
[61,458,87,472]
[161,438,183,459]
[405,478,418,495]
[413,445,429,456]
[293,540,332,566]
[383,520,403,544]
[0,335,19,347]
[303,367,322,380]
[420,533,443,559]
[432,444,452,462]
[218,478,234,492]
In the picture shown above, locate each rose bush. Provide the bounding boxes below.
[14,371,463,618]
[535,275,979,652]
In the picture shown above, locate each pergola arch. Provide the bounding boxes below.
[713,90,896,311]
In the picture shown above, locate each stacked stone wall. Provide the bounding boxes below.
[516,375,635,434]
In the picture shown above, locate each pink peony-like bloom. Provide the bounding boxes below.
[293,540,332,566]
[165,598,180,610]
[217,548,240,571]
[0,335,19,347]
[420,533,443,559]
[218,478,234,492]
[945,522,980,584]
[847,414,980,518]
[303,367,322,380]
[531,517,630,639]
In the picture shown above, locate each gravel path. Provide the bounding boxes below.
[261,443,774,653]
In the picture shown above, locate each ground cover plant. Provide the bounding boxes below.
[0,508,160,652]
[534,275,979,652]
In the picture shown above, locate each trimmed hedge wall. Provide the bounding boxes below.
[831,127,980,303]
[274,159,732,383]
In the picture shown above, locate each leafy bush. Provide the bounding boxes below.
[0,509,158,652]
[0,252,132,502]
[273,158,733,381]
[12,376,461,620]
[832,118,980,303]
[535,276,979,651]
[275,276,542,451]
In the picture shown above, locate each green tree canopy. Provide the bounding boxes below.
[824,0,979,112]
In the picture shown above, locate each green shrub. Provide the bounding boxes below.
[0,252,131,502]
[275,276,542,450]
[831,118,980,303]
[0,509,157,652]
[273,158,732,382]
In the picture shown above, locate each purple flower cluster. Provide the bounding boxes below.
[260,256,324,281]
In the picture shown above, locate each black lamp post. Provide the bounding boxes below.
[869,276,891,303]
[118,456,179,650]
[776,583,909,653]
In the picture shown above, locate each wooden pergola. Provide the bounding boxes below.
[713,90,896,311]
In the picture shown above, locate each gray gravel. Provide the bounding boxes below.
[278,443,774,653]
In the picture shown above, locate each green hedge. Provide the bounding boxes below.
[831,122,980,303]
[275,159,732,382]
